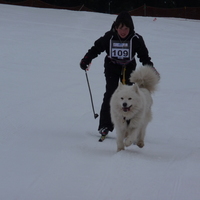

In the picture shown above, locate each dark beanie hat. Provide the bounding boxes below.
[114,11,134,32]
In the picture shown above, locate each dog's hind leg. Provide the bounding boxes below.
[137,140,144,148]
[136,126,146,148]
[137,111,152,148]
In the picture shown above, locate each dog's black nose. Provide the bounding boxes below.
[123,102,127,107]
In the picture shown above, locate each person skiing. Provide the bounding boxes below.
[80,11,158,138]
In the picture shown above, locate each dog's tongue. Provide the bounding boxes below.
[123,108,128,112]
[123,106,131,112]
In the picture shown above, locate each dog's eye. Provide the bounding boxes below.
[128,98,132,100]
[121,97,124,100]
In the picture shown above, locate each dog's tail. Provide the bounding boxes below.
[129,65,160,93]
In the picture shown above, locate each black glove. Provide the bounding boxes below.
[80,56,91,70]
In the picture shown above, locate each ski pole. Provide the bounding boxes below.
[85,70,99,119]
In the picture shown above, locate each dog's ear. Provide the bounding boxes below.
[118,82,123,89]
[114,82,122,93]
[133,83,140,94]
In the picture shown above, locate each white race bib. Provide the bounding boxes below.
[110,40,131,61]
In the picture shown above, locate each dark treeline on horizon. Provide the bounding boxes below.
[3,0,200,13]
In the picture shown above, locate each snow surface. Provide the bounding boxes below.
[0,4,200,200]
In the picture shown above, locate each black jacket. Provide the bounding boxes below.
[84,28,153,71]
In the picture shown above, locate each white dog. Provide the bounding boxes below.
[110,66,160,152]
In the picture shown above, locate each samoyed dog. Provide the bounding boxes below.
[110,66,160,152]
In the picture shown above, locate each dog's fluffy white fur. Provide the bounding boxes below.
[110,66,160,152]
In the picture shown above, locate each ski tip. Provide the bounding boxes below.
[98,135,106,142]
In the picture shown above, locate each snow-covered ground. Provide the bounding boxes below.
[0,4,200,200]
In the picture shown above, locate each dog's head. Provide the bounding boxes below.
[121,98,132,112]
[115,82,141,113]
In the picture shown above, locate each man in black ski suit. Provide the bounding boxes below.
[80,11,158,136]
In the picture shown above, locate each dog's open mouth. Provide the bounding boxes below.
[122,105,132,112]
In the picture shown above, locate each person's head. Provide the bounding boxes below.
[113,11,134,38]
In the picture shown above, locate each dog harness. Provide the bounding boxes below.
[123,117,131,126]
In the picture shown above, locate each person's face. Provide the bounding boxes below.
[116,24,130,38]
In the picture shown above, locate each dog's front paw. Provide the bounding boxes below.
[137,140,144,148]
[117,147,125,152]
[124,138,133,147]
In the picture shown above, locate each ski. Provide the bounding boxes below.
[99,135,106,142]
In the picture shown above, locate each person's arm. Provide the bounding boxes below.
[136,35,153,66]
[80,31,111,70]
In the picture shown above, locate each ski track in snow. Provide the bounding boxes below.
[0,4,200,200]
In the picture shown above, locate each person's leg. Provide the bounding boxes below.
[98,72,120,132]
